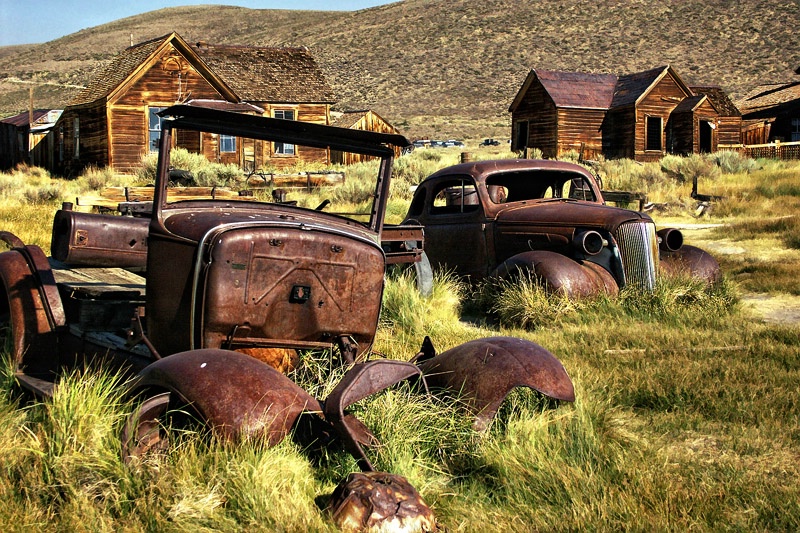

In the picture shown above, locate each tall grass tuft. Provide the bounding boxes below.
[477,273,589,330]
[137,148,244,186]
[380,267,466,344]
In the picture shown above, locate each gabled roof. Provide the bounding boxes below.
[192,43,335,104]
[511,65,695,113]
[332,110,371,129]
[691,86,741,117]
[611,65,692,108]
[66,32,335,108]
[672,95,709,114]
[509,69,617,111]
[67,32,234,107]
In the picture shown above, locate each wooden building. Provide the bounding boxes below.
[509,66,723,162]
[737,79,800,145]
[330,109,403,164]
[0,109,62,170]
[47,32,335,176]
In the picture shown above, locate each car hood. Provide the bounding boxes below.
[493,199,651,233]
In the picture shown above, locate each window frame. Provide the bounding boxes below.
[219,134,237,153]
[645,115,663,152]
[273,109,296,155]
[148,106,167,153]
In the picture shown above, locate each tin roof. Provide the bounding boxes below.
[331,110,370,129]
[611,66,674,108]
[533,69,617,109]
[672,95,707,113]
[0,109,51,127]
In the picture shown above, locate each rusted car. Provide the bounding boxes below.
[0,106,575,524]
[403,159,720,298]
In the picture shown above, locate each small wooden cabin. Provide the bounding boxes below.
[737,80,800,145]
[330,109,403,164]
[48,33,336,176]
[508,69,616,160]
[509,66,722,162]
[691,86,742,145]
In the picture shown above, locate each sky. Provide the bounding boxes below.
[0,1,393,47]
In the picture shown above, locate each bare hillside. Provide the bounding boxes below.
[1,0,798,140]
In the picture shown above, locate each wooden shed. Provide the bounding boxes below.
[47,32,336,176]
[509,65,721,162]
[737,80,800,145]
[691,86,742,145]
[508,69,616,160]
[330,109,403,164]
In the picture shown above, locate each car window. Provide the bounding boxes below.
[485,170,596,202]
[430,178,479,214]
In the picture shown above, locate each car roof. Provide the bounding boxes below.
[426,159,595,181]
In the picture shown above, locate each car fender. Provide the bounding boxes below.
[130,348,322,445]
[660,244,721,284]
[0,245,62,374]
[491,250,618,298]
[416,336,575,431]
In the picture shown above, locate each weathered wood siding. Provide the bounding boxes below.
[556,108,605,160]
[511,78,558,158]
[330,111,403,165]
[604,107,636,160]
[634,74,688,162]
[107,45,225,173]
[55,103,108,176]
[717,117,742,145]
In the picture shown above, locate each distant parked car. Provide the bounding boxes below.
[481,138,501,146]
[443,139,465,147]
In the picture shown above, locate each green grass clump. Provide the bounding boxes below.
[0,156,798,531]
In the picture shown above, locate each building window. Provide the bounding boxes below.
[73,118,80,159]
[149,107,166,152]
[220,134,236,153]
[645,116,662,151]
[273,109,295,155]
[791,118,800,142]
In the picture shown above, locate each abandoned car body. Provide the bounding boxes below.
[404,159,720,298]
[0,106,575,495]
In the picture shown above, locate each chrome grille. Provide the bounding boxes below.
[614,221,659,290]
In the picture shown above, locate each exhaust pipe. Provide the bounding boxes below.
[657,228,683,252]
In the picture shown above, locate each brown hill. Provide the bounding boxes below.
[1,0,798,140]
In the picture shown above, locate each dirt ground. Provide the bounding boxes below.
[669,222,800,326]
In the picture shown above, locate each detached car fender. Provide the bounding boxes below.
[660,244,721,284]
[416,336,575,431]
[130,348,322,445]
[491,250,618,298]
